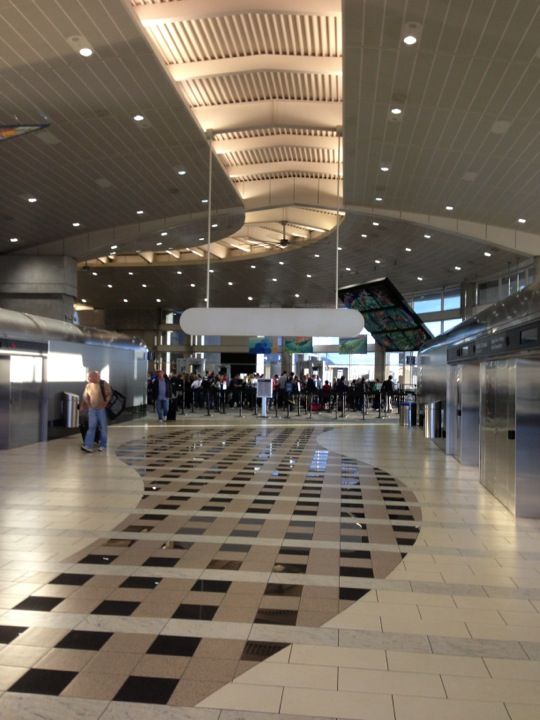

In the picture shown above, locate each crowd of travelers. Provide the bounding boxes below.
[147,368,398,419]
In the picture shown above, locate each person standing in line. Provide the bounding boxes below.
[80,370,112,453]
[151,369,172,422]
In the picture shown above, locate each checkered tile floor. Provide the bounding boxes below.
[3,426,420,706]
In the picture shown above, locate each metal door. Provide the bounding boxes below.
[515,359,540,517]
[8,354,45,448]
[0,356,9,449]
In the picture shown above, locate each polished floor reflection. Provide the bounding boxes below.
[0,416,539,720]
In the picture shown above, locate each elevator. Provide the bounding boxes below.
[480,359,540,517]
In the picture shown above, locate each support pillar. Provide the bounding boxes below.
[460,280,478,320]
[374,342,385,381]
[0,255,77,321]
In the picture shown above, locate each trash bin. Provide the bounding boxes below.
[63,392,79,428]
[399,401,416,427]
[424,401,442,439]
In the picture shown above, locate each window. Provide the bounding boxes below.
[443,318,462,332]
[443,292,460,311]
[413,295,441,313]
[425,321,442,337]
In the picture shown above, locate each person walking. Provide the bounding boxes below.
[80,370,112,453]
[150,369,172,422]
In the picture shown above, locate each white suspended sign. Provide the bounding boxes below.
[180,307,363,337]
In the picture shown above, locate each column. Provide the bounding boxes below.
[0,255,77,321]
[374,342,385,381]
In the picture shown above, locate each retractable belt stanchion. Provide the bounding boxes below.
[309,393,312,419]
[286,394,290,419]
[362,392,366,420]
[297,394,301,416]
[206,391,211,417]
[239,391,243,417]
[275,396,278,418]
[341,393,346,418]
[191,390,195,414]
[378,392,382,419]
[334,395,338,420]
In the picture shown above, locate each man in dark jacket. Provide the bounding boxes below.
[150,369,172,422]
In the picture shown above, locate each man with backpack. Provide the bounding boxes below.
[80,370,112,453]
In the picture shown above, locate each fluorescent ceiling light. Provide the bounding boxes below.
[107,284,113,288]
[424,234,431,238]
[372,221,379,226]
[160,231,168,236]
[374,259,381,264]
[211,223,218,228]
[454,265,462,271]
[81,298,87,303]
[72,222,80,227]
[484,251,492,257]
[110,244,118,249]
[123,298,128,303]
[227,281,233,286]
[79,47,93,57]
[375,197,383,202]
[445,205,454,211]
[405,247,412,252]
[518,218,526,224]
[28,197,37,203]
[141,283,147,287]
[9,237,18,243]
[190,283,196,287]
[380,166,390,172]
[176,270,182,275]
[201,199,208,203]
[417,276,423,281]
[390,107,402,115]
[133,114,144,122]
[128,271,134,276]
[294,293,300,298]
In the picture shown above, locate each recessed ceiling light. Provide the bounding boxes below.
[123,298,128,303]
[278,261,284,265]
[306,274,312,278]
[176,270,182,275]
[445,205,454,211]
[405,247,412,252]
[28,197,37,203]
[375,197,383,202]
[247,296,253,301]
[72,222,81,228]
[156,298,161,303]
[417,276,423,281]
[374,259,381,264]
[211,223,218,228]
[380,166,390,172]
[338,246,342,251]
[250,264,256,269]
[484,251,492,257]
[424,234,431,239]
[136,209,144,215]
[403,35,417,45]
[272,278,278,282]
[9,237,18,243]
[390,107,402,115]
[454,265,462,271]
[372,221,379,226]
[314,253,320,258]
[345,267,351,271]
[294,293,300,298]
[177,170,187,176]
[111,244,118,250]
[107,284,113,288]
[361,233,367,238]
[156,242,162,247]
[160,231,168,236]
[141,283,147,288]
[133,114,144,122]
[190,283,196,287]
[518,218,527,224]
[92,271,98,276]
[79,47,93,57]
[209,269,214,273]
[198,237,205,242]
[228,281,233,286]
[201,199,208,204]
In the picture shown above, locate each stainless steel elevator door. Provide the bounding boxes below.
[0,356,9,449]
[480,360,516,514]
[8,355,44,448]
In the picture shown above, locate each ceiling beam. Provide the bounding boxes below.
[137,0,340,25]
[228,160,339,178]
[194,100,341,134]
[214,134,339,155]
[170,55,341,82]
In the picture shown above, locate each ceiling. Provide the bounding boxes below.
[2,0,539,317]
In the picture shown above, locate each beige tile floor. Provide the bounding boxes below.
[0,414,539,720]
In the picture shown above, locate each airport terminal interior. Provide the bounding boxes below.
[2,1,540,719]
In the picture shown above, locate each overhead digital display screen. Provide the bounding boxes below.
[339,278,433,351]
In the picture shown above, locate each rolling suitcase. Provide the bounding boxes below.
[167,398,177,421]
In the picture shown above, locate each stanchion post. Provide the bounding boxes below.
[239,391,243,417]
[378,392,382,419]
[309,393,312,419]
